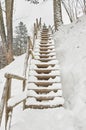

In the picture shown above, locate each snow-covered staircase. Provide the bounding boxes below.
[25,26,64,109]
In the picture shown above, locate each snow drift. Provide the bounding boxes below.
[54,15,86,130]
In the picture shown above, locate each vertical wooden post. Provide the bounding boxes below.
[5,78,12,130]
[28,36,33,49]
[39,17,41,29]
[36,18,39,30]
[23,37,30,77]
[22,80,26,110]
[34,23,37,39]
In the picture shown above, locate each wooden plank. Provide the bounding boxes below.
[25,104,63,109]
[27,88,60,94]
[5,73,26,81]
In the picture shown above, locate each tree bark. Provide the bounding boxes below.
[5,0,14,63]
[53,0,62,30]
[0,1,6,47]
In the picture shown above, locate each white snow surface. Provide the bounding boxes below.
[54,15,86,130]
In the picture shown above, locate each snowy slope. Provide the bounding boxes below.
[54,15,86,130]
[0,54,25,99]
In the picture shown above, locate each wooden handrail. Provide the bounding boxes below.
[0,73,26,129]
[0,18,42,129]
[5,73,26,81]
[23,36,34,77]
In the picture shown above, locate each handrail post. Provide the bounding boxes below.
[5,77,12,130]
[39,17,41,29]
[22,80,26,110]
[36,18,39,30]
[34,23,37,39]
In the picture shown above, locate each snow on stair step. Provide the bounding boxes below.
[35,45,55,49]
[27,83,62,89]
[28,76,61,83]
[29,70,60,76]
[34,48,55,51]
[34,52,56,56]
[35,55,56,59]
[30,59,59,65]
[25,97,64,109]
[27,89,62,97]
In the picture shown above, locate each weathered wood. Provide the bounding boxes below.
[23,36,33,77]
[29,49,34,59]
[0,76,12,129]
[0,79,8,126]
[34,23,37,39]
[5,73,26,81]
[5,77,12,130]
[25,104,62,109]
[36,18,39,29]
[23,37,30,77]
[28,36,33,49]
[39,17,41,29]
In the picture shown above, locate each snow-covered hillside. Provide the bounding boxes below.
[54,15,86,130]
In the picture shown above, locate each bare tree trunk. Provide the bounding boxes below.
[53,0,62,30]
[0,1,6,47]
[5,0,14,63]
[62,1,73,22]
[0,1,8,65]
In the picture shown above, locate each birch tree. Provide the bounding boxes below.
[5,0,14,63]
[0,0,14,64]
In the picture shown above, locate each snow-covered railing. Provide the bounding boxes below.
[23,36,33,77]
[0,73,26,130]
[23,18,42,77]
[51,25,56,34]
[0,18,55,129]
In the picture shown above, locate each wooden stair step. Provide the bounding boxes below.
[39,46,54,49]
[27,89,62,97]
[25,104,63,109]
[28,75,60,81]
[39,48,54,52]
[39,44,54,47]
[34,53,56,56]
[35,64,56,68]
[37,58,56,62]
[27,96,57,101]
[25,97,64,109]
[39,55,56,58]
[27,89,60,94]
[29,69,60,76]
[28,82,60,87]
[33,75,57,80]
[39,55,54,58]
[39,51,55,54]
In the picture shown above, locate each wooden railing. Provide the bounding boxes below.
[0,73,26,130]
[51,25,56,34]
[0,18,42,130]
[0,18,55,130]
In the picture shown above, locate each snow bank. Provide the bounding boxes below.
[10,108,74,130]
[54,15,86,130]
[0,54,25,99]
